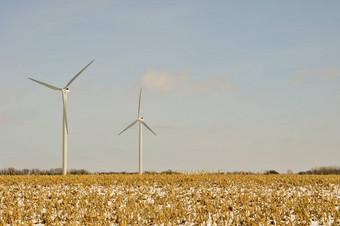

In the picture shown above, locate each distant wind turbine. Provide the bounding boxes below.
[29,60,94,175]
[118,88,157,175]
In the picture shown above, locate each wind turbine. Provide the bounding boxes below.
[118,88,157,175]
[29,60,94,175]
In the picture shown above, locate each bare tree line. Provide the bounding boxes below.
[0,166,339,175]
[0,168,90,175]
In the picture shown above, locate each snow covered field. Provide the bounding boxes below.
[0,174,339,225]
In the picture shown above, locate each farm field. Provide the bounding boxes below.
[0,174,339,225]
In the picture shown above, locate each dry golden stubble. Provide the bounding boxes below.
[0,174,339,224]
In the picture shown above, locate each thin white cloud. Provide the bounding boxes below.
[0,112,14,124]
[288,68,312,86]
[141,69,190,92]
[289,67,340,86]
[320,68,340,81]
[193,76,234,93]
[140,68,235,95]
[210,124,229,132]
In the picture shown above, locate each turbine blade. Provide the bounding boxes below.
[141,121,157,136]
[62,93,68,134]
[138,88,142,117]
[29,78,61,90]
[118,119,138,135]
[64,59,94,88]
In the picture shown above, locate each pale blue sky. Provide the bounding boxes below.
[1,1,339,173]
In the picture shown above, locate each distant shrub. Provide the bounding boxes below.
[298,166,340,175]
[69,169,90,175]
[311,166,340,175]
[144,170,157,175]
[48,168,63,175]
[161,169,181,175]
[264,170,279,175]
[287,169,294,175]
[220,171,255,175]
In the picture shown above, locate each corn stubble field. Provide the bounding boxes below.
[0,174,339,225]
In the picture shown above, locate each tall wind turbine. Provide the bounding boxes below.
[118,88,157,175]
[29,60,94,175]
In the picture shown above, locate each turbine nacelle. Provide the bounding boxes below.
[138,117,144,122]
[62,88,70,93]
[118,89,157,137]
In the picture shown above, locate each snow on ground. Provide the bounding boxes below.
[0,175,339,225]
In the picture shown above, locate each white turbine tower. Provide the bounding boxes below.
[29,60,94,175]
[118,88,157,175]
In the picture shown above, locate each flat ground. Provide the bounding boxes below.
[0,174,339,225]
